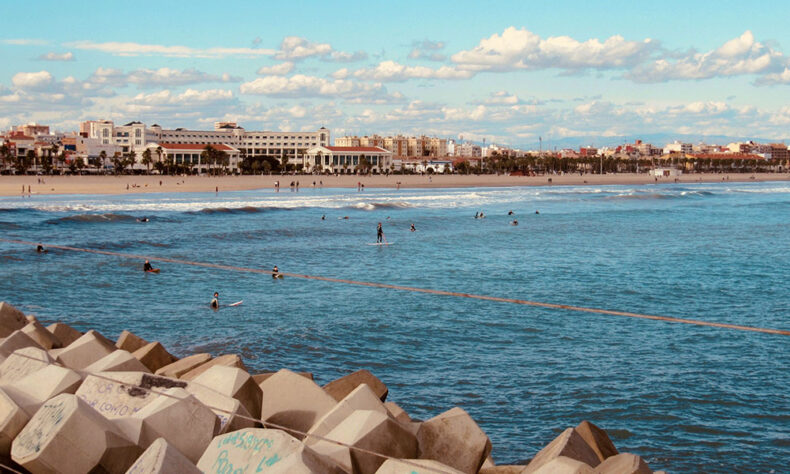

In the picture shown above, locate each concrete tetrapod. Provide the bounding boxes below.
[592,453,653,474]
[20,320,62,349]
[50,329,117,370]
[1,364,82,416]
[0,302,28,338]
[116,330,150,353]
[190,364,262,419]
[11,393,142,474]
[124,437,201,474]
[184,380,256,434]
[117,386,220,463]
[75,372,186,420]
[310,409,418,474]
[155,353,211,378]
[306,383,389,447]
[85,349,152,373]
[416,406,492,474]
[575,421,618,464]
[383,402,411,425]
[45,322,82,347]
[252,371,314,384]
[132,342,177,373]
[523,428,601,473]
[0,388,29,456]
[532,456,594,474]
[0,346,55,384]
[197,428,346,474]
[258,368,337,439]
[375,458,465,474]
[323,369,389,402]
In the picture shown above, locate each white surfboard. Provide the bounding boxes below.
[228,300,243,307]
[367,242,393,246]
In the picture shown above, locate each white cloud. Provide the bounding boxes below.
[479,91,520,105]
[81,67,240,89]
[64,40,275,58]
[239,74,386,99]
[409,40,446,61]
[12,71,54,90]
[451,26,656,72]
[38,52,75,61]
[274,36,367,62]
[627,31,784,82]
[353,61,474,82]
[130,88,234,106]
[257,62,295,75]
[2,39,48,46]
[756,67,790,85]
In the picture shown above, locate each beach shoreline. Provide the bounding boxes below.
[1,172,789,196]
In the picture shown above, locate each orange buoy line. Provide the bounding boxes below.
[2,238,789,337]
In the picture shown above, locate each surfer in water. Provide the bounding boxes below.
[377,222,384,243]
[210,292,219,309]
[272,265,280,278]
[36,244,47,253]
[143,260,153,272]
[410,223,416,232]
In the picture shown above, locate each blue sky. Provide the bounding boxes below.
[3,0,790,147]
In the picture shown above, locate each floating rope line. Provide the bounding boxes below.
[1,351,457,474]
[2,238,789,337]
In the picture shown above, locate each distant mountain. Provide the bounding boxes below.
[503,134,790,151]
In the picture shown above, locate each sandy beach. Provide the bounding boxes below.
[1,172,789,196]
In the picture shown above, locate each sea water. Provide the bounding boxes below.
[1,181,788,472]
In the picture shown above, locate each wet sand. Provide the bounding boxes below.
[1,172,789,196]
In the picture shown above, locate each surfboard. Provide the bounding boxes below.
[145,269,160,274]
[272,274,284,279]
[229,300,243,307]
[367,242,393,246]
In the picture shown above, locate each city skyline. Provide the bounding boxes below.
[3,1,790,147]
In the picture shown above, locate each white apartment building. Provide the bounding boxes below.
[454,142,482,158]
[336,135,447,157]
[79,120,330,169]
[305,146,393,174]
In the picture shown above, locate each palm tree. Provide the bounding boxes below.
[155,146,163,167]
[201,145,213,175]
[112,152,124,174]
[0,144,9,173]
[26,150,37,174]
[126,150,137,173]
[141,149,153,174]
[280,150,289,173]
[98,150,107,171]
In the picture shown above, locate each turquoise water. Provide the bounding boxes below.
[1,182,789,472]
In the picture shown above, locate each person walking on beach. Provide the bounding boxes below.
[377,222,384,243]
[210,292,219,309]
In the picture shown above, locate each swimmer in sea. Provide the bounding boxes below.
[508,210,514,216]
[272,265,281,279]
[210,292,219,309]
[410,223,416,232]
[36,244,47,253]
[511,220,519,226]
[321,214,326,220]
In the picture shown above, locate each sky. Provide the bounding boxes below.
[3,0,790,148]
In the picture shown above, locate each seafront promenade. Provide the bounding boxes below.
[1,172,789,196]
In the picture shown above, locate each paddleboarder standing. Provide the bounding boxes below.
[377,222,384,243]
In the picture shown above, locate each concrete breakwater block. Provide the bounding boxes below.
[376,458,465,473]
[575,421,618,464]
[0,330,42,363]
[190,365,262,419]
[532,456,594,474]
[259,369,337,439]
[132,342,177,373]
[46,322,83,347]
[21,320,62,349]
[0,302,28,337]
[324,369,389,402]
[86,350,151,373]
[479,466,529,474]
[185,380,256,434]
[51,329,117,370]
[416,406,492,474]
[311,409,418,474]
[116,330,149,353]
[11,393,141,474]
[0,347,54,384]
[384,402,411,425]
[0,388,29,456]
[180,353,247,381]
[117,387,220,463]
[1,364,82,416]
[524,428,601,473]
[252,371,314,384]
[124,437,201,474]
[592,453,653,474]
[306,383,389,447]
[155,353,211,378]
[75,372,186,419]
[197,428,346,474]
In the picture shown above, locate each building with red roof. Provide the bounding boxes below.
[306,145,393,174]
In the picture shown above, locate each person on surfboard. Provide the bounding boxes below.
[211,292,219,309]
[272,265,280,278]
[143,260,154,272]
[377,222,384,243]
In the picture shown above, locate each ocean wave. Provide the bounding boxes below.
[45,213,138,224]
[349,201,413,211]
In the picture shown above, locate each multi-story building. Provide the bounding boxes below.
[305,146,393,174]
[337,134,446,158]
[78,120,331,171]
[454,142,482,158]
